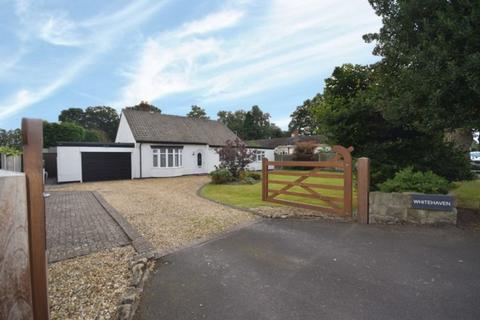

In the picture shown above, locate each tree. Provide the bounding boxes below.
[43,122,86,147]
[217,110,247,138]
[293,141,317,161]
[216,138,252,178]
[83,106,120,141]
[59,108,84,124]
[58,106,119,141]
[126,101,161,113]
[288,94,322,135]
[311,64,471,185]
[187,105,209,119]
[364,0,480,143]
[218,106,285,140]
[0,128,22,149]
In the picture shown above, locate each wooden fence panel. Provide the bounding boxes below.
[0,171,33,320]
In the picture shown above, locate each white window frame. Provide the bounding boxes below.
[153,147,183,168]
[254,150,265,162]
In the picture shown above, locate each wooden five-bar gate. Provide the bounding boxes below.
[262,145,354,217]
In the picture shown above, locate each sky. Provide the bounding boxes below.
[0,0,382,130]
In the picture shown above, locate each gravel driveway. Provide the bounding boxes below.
[49,176,256,253]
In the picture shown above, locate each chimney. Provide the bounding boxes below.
[291,129,299,138]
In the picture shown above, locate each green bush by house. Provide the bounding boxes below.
[378,167,451,194]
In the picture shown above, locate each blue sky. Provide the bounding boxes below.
[0,0,382,130]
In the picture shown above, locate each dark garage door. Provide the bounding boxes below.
[81,152,131,182]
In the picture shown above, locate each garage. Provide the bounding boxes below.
[56,142,135,183]
[81,152,131,182]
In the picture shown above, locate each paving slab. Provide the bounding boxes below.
[135,219,480,320]
[46,191,130,263]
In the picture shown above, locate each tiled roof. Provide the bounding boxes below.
[123,109,239,146]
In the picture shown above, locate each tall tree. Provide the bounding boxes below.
[58,108,85,124]
[0,128,22,149]
[217,110,247,138]
[126,101,161,113]
[288,94,321,135]
[43,122,86,148]
[187,105,209,119]
[218,106,284,140]
[83,106,120,141]
[312,64,471,185]
[364,0,480,146]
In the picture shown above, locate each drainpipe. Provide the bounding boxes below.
[139,143,142,178]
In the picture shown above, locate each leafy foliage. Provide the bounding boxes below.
[239,170,261,182]
[217,106,284,140]
[210,168,235,184]
[0,128,22,149]
[293,141,317,161]
[126,101,162,113]
[364,0,480,133]
[378,167,451,194]
[43,122,86,147]
[58,106,119,141]
[0,146,22,156]
[311,64,472,186]
[216,138,253,178]
[288,94,321,135]
[187,105,209,119]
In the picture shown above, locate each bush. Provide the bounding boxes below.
[210,168,235,184]
[0,146,22,156]
[239,170,261,181]
[217,138,253,178]
[293,141,317,161]
[378,167,451,194]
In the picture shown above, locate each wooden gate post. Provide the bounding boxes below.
[262,158,268,201]
[22,118,49,320]
[357,157,370,224]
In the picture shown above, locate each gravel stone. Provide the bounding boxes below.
[49,176,257,252]
[48,246,134,320]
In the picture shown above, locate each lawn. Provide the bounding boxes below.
[452,179,480,209]
[200,170,357,210]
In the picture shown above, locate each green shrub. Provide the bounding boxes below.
[378,167,451,194]
[241,176,257,184]
[239,170,261,181]
[210,168,235,184]
[0,146,22,156]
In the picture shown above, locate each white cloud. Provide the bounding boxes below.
[0,1,168,119]
[116,0,381,109]
[39,13,83,46]
[177,10,244,37]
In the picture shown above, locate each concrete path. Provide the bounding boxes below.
[135,220,480,320]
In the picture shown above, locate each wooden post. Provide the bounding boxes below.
[0,172,34,320]
[262,158,268,201]
[22,118,49,320]
[357,157,370,224]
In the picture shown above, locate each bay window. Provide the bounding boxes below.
[153,147,182,168]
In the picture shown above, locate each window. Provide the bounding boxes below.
[153,147,182,168]
[197,152,202,167]
[253,150,265,162]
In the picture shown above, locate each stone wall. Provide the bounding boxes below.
[369,192,457,225]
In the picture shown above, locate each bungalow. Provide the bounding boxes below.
[246,132,327,156]
[56,109,274,182]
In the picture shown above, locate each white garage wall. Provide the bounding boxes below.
[57,146,134,183]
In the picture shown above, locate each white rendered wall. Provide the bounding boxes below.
[115,114,136,143]
[247,149,275,171]
[57,146,134,183]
